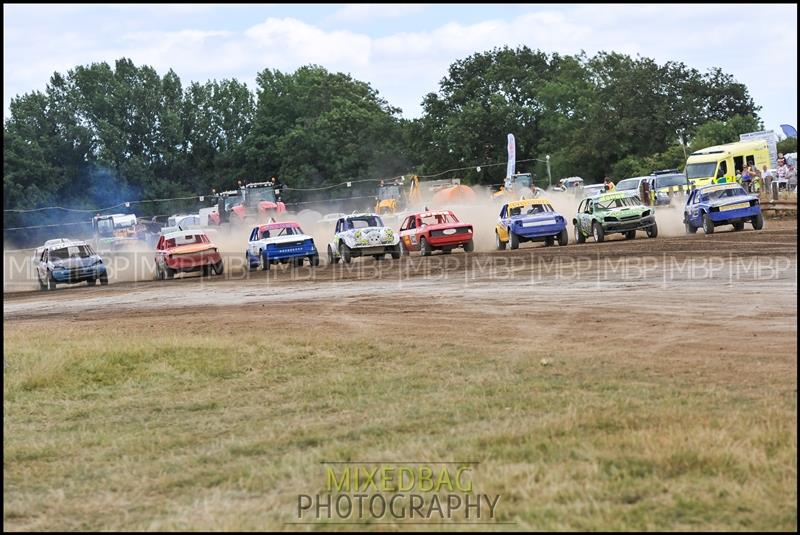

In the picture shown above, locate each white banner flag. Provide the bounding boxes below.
[506,133,516,178]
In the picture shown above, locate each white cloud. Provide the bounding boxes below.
[3,4,796,130]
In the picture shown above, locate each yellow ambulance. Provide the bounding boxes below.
[684,140,770,187]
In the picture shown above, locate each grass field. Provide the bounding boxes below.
[4,297,797,531]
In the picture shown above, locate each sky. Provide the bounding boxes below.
[3,3,797,135]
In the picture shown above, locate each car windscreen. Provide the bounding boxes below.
[249,188,276,202]
[349,216,383,229]
[686,163,717,179]
[595,196,640,210]
[50,245,92,260]
[701,187,747,202]
[260,226,301,239]
[655,174,688,188]
[510,204,553,216]
[616,178,641,191]
[420,213,456,225]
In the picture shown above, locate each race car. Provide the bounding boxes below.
[683,183,763,234]
[154,230,223,279]
[573,191,657,243]
[398,209,474,256]
[495,198,568,250]
[245,221,319,270]
[327,213,401,264]
[33,238,108,291]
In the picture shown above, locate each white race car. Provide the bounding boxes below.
[246,220,319,270]
[327,213,401,264]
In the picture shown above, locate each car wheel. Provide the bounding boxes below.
[213,261,224,275]
[259,251,270,271]
[733,221,745,231]
[420,237,431,257]
[100,274,108,285]
[625,230,636,240]
[246,253,257,271]
[592,222,605,243]
[509,230,520,250]
[87,278,97,286]
[391,243,402,260]
[495,232,506,250]
[646,222,658,238]
[464,239,475,253]
[752,213,764,230]
[373,254,384,261]
[165,267,175,279]
[327,245,339,264]
[575,225,585,244]
[202,264,211,277]
[685,222,698,234]
[544,236,555,247]
[294,257,305,267]
[46,273,57,291]
[310,255,320,267]
[557,228,569,246]
[340,243,352,264]
[702,213,714,235]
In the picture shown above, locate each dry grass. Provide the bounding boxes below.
[3,308,797,531]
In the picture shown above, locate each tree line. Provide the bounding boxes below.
[4,47,765,228]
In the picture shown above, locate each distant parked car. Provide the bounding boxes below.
[33,238,108,291]
[154,230,223,279]
[581,183,607,198]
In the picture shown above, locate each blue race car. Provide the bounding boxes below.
[495,198,568,250]
[33,238,108,290]
[246,220,319,270]
[683,183,763,234]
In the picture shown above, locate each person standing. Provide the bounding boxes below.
[603,176,616,191]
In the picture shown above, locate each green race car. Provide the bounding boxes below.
[573,191,658,243]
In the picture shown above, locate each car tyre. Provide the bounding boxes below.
[592,222,605,243]
[752,213,764,230]
[544,236,555,247]
[685,221,698,234]
[399,240,409,256]
[702,213,714,235]
[646,222,658,238]
[509,230,520,250]
[259,251,270,271]
[557,228,569,246]
[575,225,585,244]
[340,243,352,264]
[733,221,745,231]
[625,230,636,240]
[46,273,57,291]
[464,239,475,253]
[495,232,506,250]
[310,254,320,267]
[213,261,224,275]
[327,245,339,264]
[294,257,305,267]
[391,243,402,260]
[420,237,432,257]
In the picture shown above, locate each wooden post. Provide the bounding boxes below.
[772,181,779,201]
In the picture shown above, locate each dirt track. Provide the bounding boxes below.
[4,223,797,325]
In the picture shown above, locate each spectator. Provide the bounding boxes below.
[762,165,773,193]
[775,157,790,188]
[603,176,616,191]
[740,166,752,192]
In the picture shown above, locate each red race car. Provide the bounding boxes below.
[155,230,224,279]
[398,210,474,256]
